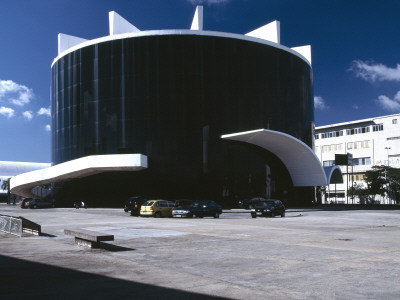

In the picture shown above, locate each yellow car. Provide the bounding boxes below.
[140,200,175,218]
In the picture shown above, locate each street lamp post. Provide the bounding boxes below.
[385,147,391,204]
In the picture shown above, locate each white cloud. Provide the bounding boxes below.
[0,79,34,106]
[37,107,51,117]
[45,124,51,132]
[314,96,329,110]
[352,104,359,110]
[187,0,230,5]
[376,91,400,112]
[0,106,15,118]
[22,110,33,120]
[350,60,400,82]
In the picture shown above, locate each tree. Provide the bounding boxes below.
[348,182,369,204]
[1,178,11,204]
[363,165,400,204]
[364,166,387,202]
[386,167,400,204]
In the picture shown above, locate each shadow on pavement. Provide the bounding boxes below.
[39,232,57,238]
[99,242,135,252]
[0,255,227,300]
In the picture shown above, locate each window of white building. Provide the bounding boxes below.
[346,126,370,135]
[322,144,343,153]
[347,140,370,150]
[372,124,383,132]
[320,130,343,139]
[323,160,335,167]
[350,173,365,181]
[352,157,371,165]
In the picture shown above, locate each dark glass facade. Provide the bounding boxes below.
[51,33,314,206]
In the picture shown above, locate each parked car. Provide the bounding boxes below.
[251,200,285,218]
[140,200,175,217]
[20,198,32,208]
[172,200,222,218]
[238,197,267,209]
[124,196,154,215]
[27,198,56,209]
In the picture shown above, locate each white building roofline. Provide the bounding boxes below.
[315,113,400,131]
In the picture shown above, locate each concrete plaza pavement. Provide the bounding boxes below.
[0,204,399,299]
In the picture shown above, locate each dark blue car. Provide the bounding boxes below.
[251,200,285,218]
[172,200,222,218]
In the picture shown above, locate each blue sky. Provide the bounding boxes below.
[1,0,400,163]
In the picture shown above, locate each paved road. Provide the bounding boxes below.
[1,204,399,299]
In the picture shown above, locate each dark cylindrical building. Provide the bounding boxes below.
[51,29,314,207]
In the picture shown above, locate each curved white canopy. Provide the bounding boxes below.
[323,166,344,184]
[221,129,327,187]
[10,154,147,198]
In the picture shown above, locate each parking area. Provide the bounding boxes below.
[1,203,399,299]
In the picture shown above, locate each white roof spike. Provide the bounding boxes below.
[109,11,140,35]
[245,20,280,44]
[291,45,312,65]
[191,5,203,30]
[58,33,88,55]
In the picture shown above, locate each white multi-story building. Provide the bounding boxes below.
[315,113,400,204]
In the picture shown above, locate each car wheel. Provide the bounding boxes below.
[214,213,219,218]
[155,212,161,218]
[281,212,285,217]
[251,214,256,218]
[124,209,128,212]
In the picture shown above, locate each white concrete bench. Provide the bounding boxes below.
[64,228,114,248]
